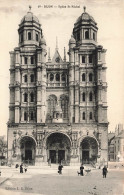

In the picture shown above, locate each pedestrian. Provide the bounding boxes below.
[20,164,23,173]
[58,164,63,174]
[80,164,84,176]
[102,165,108,178]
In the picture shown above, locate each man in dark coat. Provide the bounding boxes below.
[20,164,23,173]
[103,166,108,178]
[58,164,63,174]
[80,164,84,176]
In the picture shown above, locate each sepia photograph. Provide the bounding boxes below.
[0,0,124,194]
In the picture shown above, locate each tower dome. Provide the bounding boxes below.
[76,10,96,25]
[69,34,76,44]
[20,11,40,24]
[39,35,46,46]
[18,9,42,47]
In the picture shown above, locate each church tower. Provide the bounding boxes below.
[8,8,47,164]
[68,6,108,164]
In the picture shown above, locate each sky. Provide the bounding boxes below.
[0,0,124,137]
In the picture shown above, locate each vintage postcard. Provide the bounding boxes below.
[0,0,124,194]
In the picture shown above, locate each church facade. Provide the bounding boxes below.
[7,8,108,166]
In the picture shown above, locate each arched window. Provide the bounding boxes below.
[24,57,28,64]
[85,30,89,39]
[31,111,34,120]
[31,56,34,64]
[60,95,68,119]
[56,113,59,119]
[89,92,93,101]
[50,74,54,81]
[89,55,93,63]
[30,93,34,102]
[36,33,38,41]
[89,112,93,120]
[47,95,57,119]
[24,75,27,82]
[82,112,85,120]
[28,32,31,40]
[56,73,60,81]
[93,32,95,40]
[24,112,27,121]
[77,31,80,41]
[89,73,93,82]
[82,73,85,81]
[82,92,85,101]
[30,74,34,82]
[62,73,66,82]
[21,33,23,42]
[82,56,85,63]
[24,93,28,102]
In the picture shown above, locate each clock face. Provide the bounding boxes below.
[55,57,60,63]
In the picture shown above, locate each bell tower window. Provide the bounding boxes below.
[62,73,66,82]
[30,74,34,82]
[89,73,93,82]
[89,92,93,101]
[24,112,27,121]
[56,74,60,81]
[82,73,85,81]
[24,93,28,102]
[20,33,23,43]
[24,75,27,82]
[82,93,85,101]
[24,57,28,64]
[89,55,93,63]
[30,93,34,102]
[50,74,54,81]
[31,56,34,64]
[28,32,31,40]
[89,112,93,120]
[30,111,34,120]
[36,33,38,41]
[82,56,85,63]
[93,32,95,40]
[82,112,85,120]
[85,30,89,39]
[77,31,80,41]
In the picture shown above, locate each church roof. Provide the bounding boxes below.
[20,11,40,24]
[76,12,96,24]
[75,7,97,26]
[52,49,63,64]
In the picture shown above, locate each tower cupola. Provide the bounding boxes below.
[73,6,98,46]
[18,7,42,47]
[39,35,46,46]
[69,34,76,49]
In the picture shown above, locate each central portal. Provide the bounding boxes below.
[46,133,71,165]
[49,150,65,163]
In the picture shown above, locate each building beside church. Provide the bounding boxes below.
[108,124,124,162]
[7,7,108,166]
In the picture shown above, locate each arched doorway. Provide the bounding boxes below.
[46,133,71,165]
[80,136,98,164]
[20,136,36,165]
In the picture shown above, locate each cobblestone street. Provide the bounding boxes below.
[0,165,124,195]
